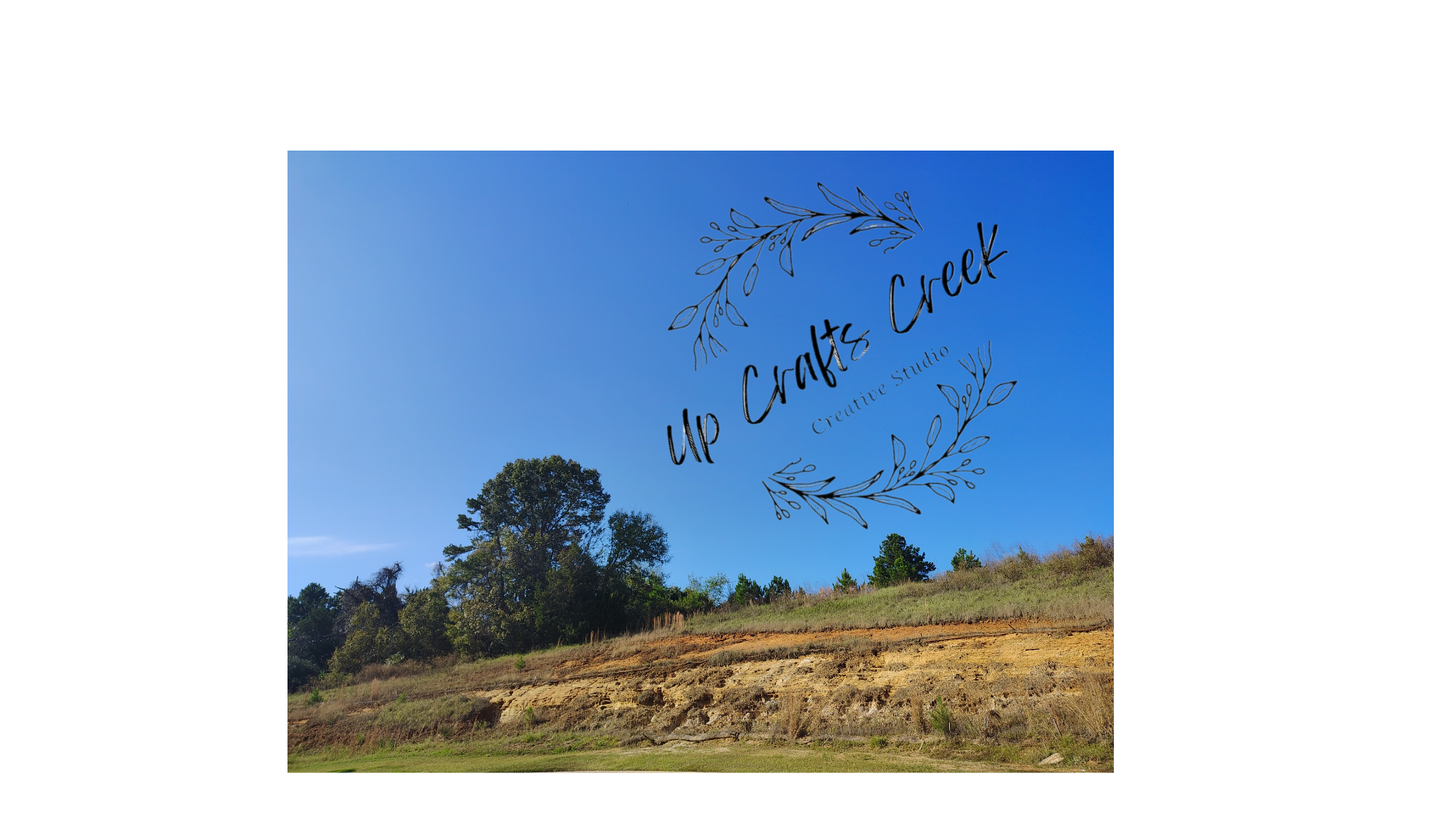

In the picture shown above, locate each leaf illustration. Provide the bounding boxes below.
[829,499,868,529]
[987,381,1016,407]
[938,384,960,409]
[692,336,705,368]
[725,301,748,327]
[864,494,921,513]
[856,187,881,216]
[832,469,884,497]
[669,305,698,330]
[955,435,990,455]
[730,209,757,229]
[765,197,815,217]
[817,182,856,213]
[926,482,956,503]
[802,215,853,241]
[891,435,906,469]
[779,241,793,276]
[786,478,837,491]
[695,257,726,276]
[926,414,942,447]
[802,494,829,523]
[743,262,760,295]
[849,220,898,234]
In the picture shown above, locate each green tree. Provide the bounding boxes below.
[951,548,982,571]
[728,573,763,606]
[443,529,548,657]
[869,533,936,587]
[399,586,452,661]
[451,455,610,559]
[335,562,404,628]
[687,573,730,609]
[287,583,340,692]
[443,457,612,656]
[328,603,404,674]
[597,510,671,629]
[832,568,857,592]
[762,575,792,603]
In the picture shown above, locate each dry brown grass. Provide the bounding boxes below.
[290,539,1112,761]
[777,692,810,740]
[682,536,1113,636]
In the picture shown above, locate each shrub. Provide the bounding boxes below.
[870,534,936,586]
[993,545,1042,582]
[514,655,526,671]
[779,693,808,739]
[288,656,322,694]
[929,697,954,736]
[399,586,453,660]
[1076,535,1114,569]
[327,603,405,674]
[833,568,857,592]
[951,548,982,571]
[762,576,791,604]
[729,574,763,606]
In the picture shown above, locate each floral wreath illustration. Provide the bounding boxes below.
[763,343,1016,529]
[667,182,922,370]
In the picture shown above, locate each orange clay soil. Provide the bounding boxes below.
[290,618,1112,748]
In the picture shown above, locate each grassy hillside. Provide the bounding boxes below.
[687,548,1112,635]
[288,540,1113,771]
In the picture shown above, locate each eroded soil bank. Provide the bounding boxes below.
[290,617,1113,757]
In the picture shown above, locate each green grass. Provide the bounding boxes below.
[288,541,1113,771]
[287,734,1106,773]
[685,557,1112,635]
[288,546,1113,721]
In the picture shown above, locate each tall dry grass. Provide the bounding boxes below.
[684,535,1113,635]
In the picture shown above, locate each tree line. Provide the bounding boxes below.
[288,455,975,692]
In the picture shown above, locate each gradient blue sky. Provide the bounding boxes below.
[288,152,1112,597]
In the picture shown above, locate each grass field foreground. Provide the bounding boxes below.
[289,731,1112,772]
[289,539,1113,772]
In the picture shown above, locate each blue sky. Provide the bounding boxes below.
[288,152,1112,597]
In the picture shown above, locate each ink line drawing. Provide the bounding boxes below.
[762,343,1015,528]
[668,182,921,369]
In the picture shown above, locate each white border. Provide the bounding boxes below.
[6,2,1435,808]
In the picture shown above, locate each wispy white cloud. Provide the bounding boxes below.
[288,536,394,557]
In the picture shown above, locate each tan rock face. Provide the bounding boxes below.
[485,619,1112,741]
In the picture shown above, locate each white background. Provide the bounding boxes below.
[2,1,1439,809]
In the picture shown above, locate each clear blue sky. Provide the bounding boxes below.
[288,152,1112,597]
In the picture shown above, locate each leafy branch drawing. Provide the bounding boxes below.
[762,343,1015,529]
[668,182,922,369]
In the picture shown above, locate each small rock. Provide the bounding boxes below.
[1038,753,1064,765]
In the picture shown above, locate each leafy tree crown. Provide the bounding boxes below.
[951,548,982,571]
[869,533,936,587]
